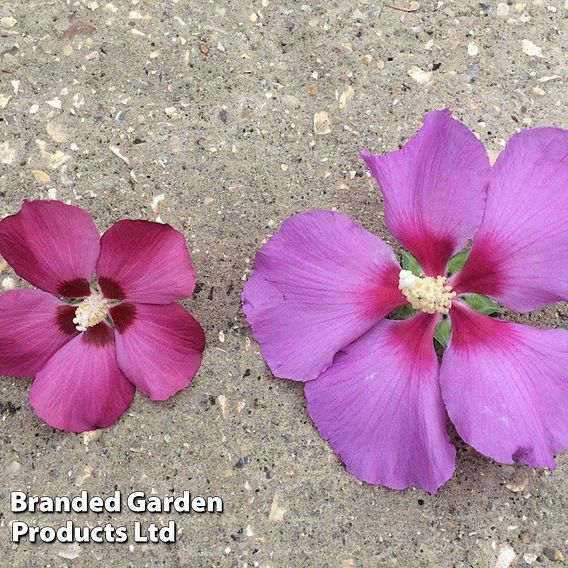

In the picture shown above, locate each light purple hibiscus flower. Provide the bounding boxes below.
[242,109,568,494]
[0,200,205,432]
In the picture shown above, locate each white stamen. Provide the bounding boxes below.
[398,269,456,315]
[73,293,110,331]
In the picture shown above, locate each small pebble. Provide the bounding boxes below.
[494,546,516,568]
[542,547,565,562]
[31,169,51,183]
[46,97,62,109]
[339,85,354,110]
[268,493,286,522]
[505,468,529,492]
[467,42,479,56]
[522,39,544,58]
[496,2,510,16]
[0,94,11,109]
[4,461,21,475]
[313,111,332,135]
[2,277,16,290]
[58,543,81,560]
[82,431,102,445]
[408,66,433,85]
[109,145,130,165]
[0,141,16,165]
[0,16,17,29]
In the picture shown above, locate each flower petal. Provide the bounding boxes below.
[361,109,490,276]
[441,302,568,468]
[242,210,405,382]
[305,313,455,493]
[29,324,135,432]
[0,200,100,297]
[0,289,77,377]
[111,303,205,401]
[96,220,196,304]
[452,127,568,311]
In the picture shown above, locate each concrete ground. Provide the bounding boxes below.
[1,0,567,566]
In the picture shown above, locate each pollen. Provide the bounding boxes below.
[398,269,456,315]
[73,292,110,332]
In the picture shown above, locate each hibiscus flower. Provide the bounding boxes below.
[0,200,205,432]
[242,109,568,493]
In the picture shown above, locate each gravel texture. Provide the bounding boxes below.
[1,1,567,567]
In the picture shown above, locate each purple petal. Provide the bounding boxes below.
[0,290,78,377]
[0,200,100,297]
[361,109,490,276]
[441,301,568,468]
[29,323,135,432]
[96,220,196,304]
[242,210,405,382]
[305,313,455,494]
[452,127,568,311]
[111,303,205,400]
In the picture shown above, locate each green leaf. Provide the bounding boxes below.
[434,317,451,349]
[447,248,470,275]
[401,251,422,276]
[389,304,418,320]
[463,294,501,316]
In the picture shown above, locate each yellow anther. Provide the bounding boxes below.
[73,292,110,332]
[398,269,456,315]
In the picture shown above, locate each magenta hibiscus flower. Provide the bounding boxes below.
[242,109,568,494]
[0,200,205,432]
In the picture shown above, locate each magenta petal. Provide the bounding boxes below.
[242,210,405,382]
[29,324,135,432]
[452,127,568,310]
[305,313,455,493]
[0,289,78,377]
[361,109,490,276]
[0,201,100,297]
[441,302,568,469]
[96,220,196,304]
[112,303,205,401]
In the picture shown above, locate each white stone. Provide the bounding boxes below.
[4,461,21,474]
[313,111,332,135]
[494,546,516,568]
[408,66,433,85]
[496,2,510,16]
[522,39,544,57]
[46,97,62,109]
[0,17,17,29]
[0,94,11,109]
[2,277,16,290]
